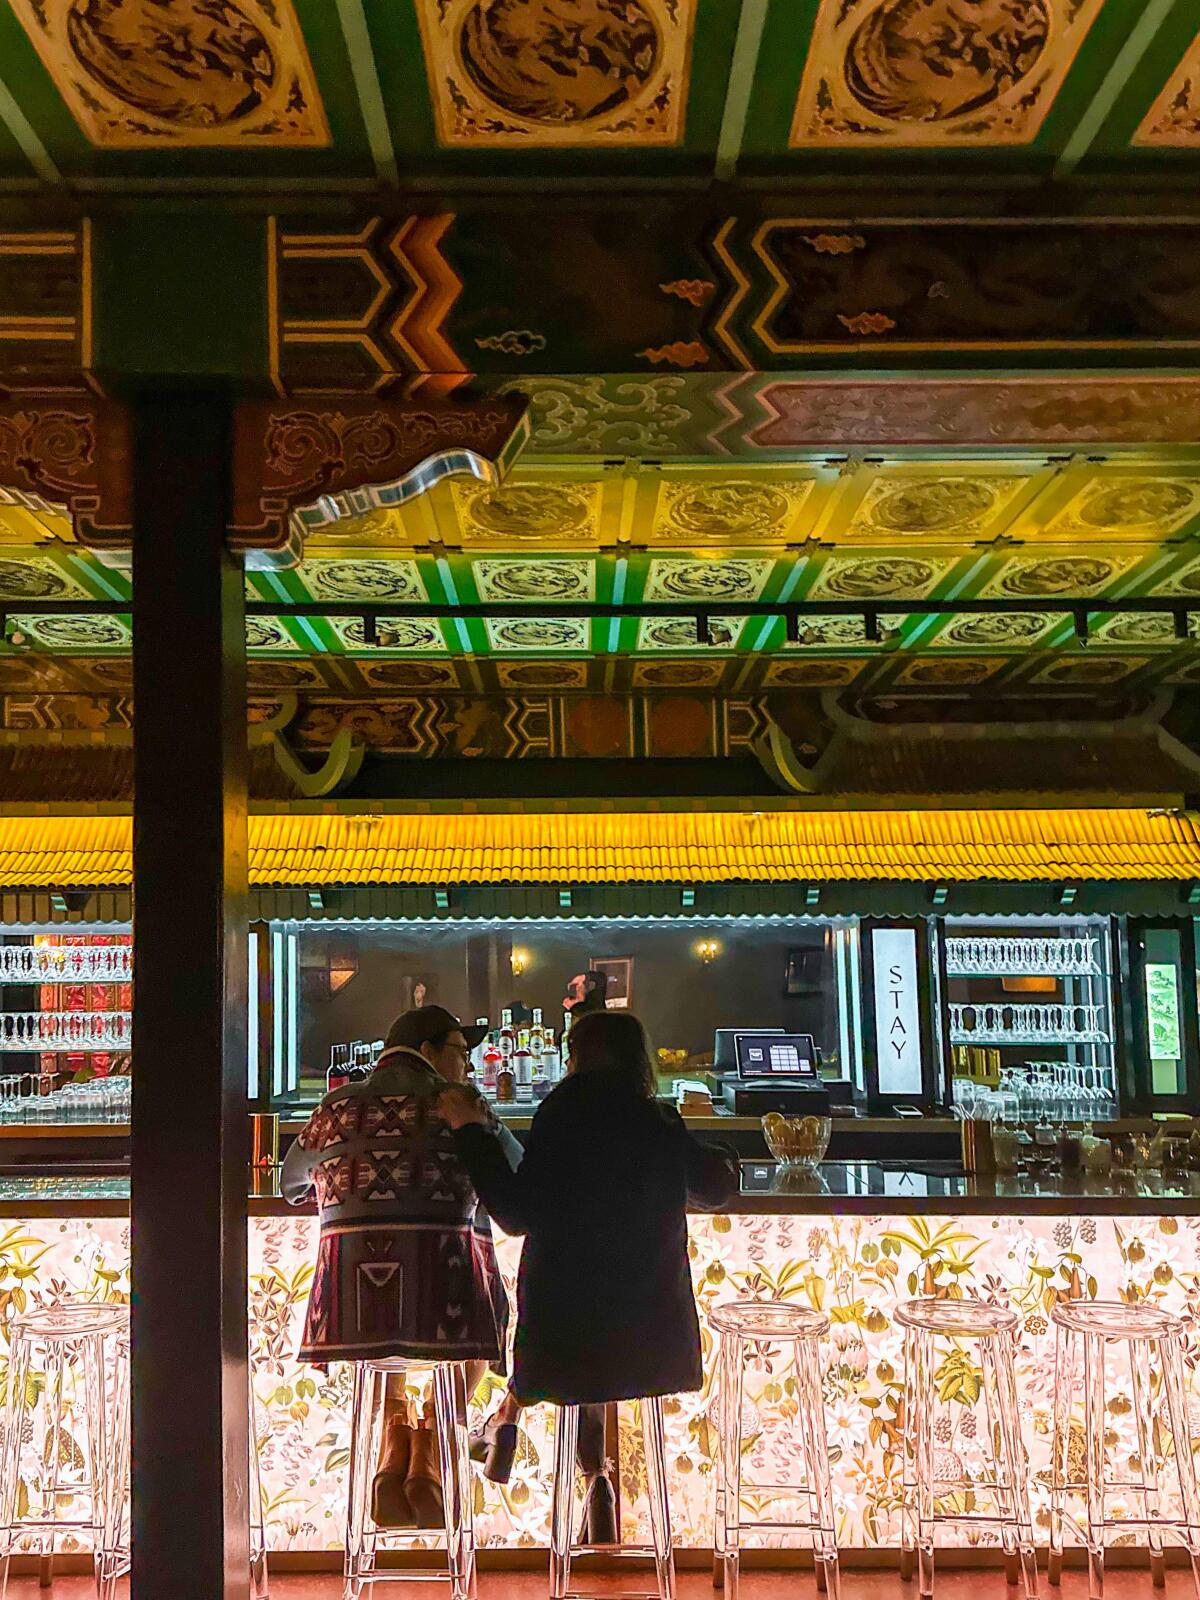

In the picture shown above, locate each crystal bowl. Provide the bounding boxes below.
[761,1112,831,1170]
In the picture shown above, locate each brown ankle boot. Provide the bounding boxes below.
[405,1422,445,1530]
[371,1417,415,1529]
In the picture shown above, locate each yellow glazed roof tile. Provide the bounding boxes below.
[0,809,1199,887]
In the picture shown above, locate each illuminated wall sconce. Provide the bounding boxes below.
[694,938,721,965]
[511,947,530,977]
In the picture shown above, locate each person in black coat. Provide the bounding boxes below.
[439,1009,739,1538]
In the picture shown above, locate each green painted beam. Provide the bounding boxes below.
[716,0,771,181]
[1054,0,1181,178]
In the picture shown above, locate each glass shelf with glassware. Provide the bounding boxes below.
[0,944,132,984]
[944,935,1099,978]
[944,916,1118,1122]
[0,1011,132,1052]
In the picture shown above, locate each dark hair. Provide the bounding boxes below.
[567,1010,656,1098]
[384,1017,451,1052]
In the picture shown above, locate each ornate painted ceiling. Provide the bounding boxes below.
[4,452,1200,701]
[2,0,1200,191]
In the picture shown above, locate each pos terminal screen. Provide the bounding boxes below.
[735,1032,817,1079]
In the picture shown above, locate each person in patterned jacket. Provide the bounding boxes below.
[282,1005,518,1529]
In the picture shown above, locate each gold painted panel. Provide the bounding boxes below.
[791,0,1104,149]
[1149,553,1200,598]
[416,0,695,148]
[495,660,589,689]
[1091,613,1189,648]
[636,615,745,652]
[1135,32,1200,146]
[293,559,427,603]
[928,612,1061,649]
[0,555,88,601]
[643,557,775,604]
[1031,656,1148,685]
[836,465,1040,545]
[0,508,71,545]
[783,615,876,650]
[647,474,822,547]
[808,553,956,601]
[472,559,595,603]
[631,660,726,688]
[483,617,590,653]
[331,617,447,654]
[10,0,329,148]
[981,551,1139,600]
[360,660,463,690]
[15,614,128,651]
[1039,471,1200,541]
[895,656,1006,686]
[450,477,606,548]
[762,658,864,687]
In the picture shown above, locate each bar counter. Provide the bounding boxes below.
[0,1161,1194,1558]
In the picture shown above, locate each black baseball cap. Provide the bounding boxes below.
[385,1005,487,1052]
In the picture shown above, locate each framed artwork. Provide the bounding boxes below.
[590,957,633,1011]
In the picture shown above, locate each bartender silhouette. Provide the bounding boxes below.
[564,969,609,1017]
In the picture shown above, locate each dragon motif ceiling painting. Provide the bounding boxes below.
[415,0,694,148]
[1,454,1199,702]
[7,0,328,148]
[0,0,1196,183]
[791,0,1103,148]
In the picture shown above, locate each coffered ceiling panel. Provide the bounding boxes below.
[0,0,1198,187]
[2,450,1200,704]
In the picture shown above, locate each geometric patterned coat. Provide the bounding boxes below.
[281,1047,509,1366]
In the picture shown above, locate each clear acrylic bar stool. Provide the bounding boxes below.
[1048,1299,1200,1598]
[550,1397,675,1600]
[709,1300,840,1600]
[0,1301,129,1600]
[344,1360,475,1600]
[249,1380,269,1597]
[897,1297,1038,1600]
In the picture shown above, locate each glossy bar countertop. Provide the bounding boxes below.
[4,1160,1200,1216]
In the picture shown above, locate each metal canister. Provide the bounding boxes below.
[249,1113,280,1197]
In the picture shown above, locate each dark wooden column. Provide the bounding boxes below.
[131,389,251,1598]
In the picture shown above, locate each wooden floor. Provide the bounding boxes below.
[0,1570,1177,1597]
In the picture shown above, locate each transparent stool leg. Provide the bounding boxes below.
[343,1365,374,1600]
[981,1339,1019,1585]
[1128,1337,1164,1589]
[42,1339,64,1569]
[797,1339,840,1600]
[101,1339,130,1598]
[0,1331,30,1600]
[899,1324,916,1584]
[1048,1326,1077,1587]
[82,1334,117,1600]
[988,1332,1039,1600]
[1159,1334,1200,1599]
[434,1365,476,1600]
[550,1405,579,1600]
[642,1396,677,1600]
[1082,1333,1107,1600]
[719,1333,745,1600]
[914,1330,936,1600]
[712,1337,726,1590]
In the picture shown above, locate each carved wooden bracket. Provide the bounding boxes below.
[228,393,529,565]
[0,392,528,570]
[0,398,132,547]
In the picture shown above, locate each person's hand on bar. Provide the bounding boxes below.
[438,1083,490,1130]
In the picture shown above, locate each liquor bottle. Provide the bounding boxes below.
[513,1041,533,1101]
[529,1008,545,1064]
[499,1008,515,1060]
[480,1033,502,1094]
[470,1018,489,1078]
[327,1043,350,1094]
[496,1058,516,1104]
